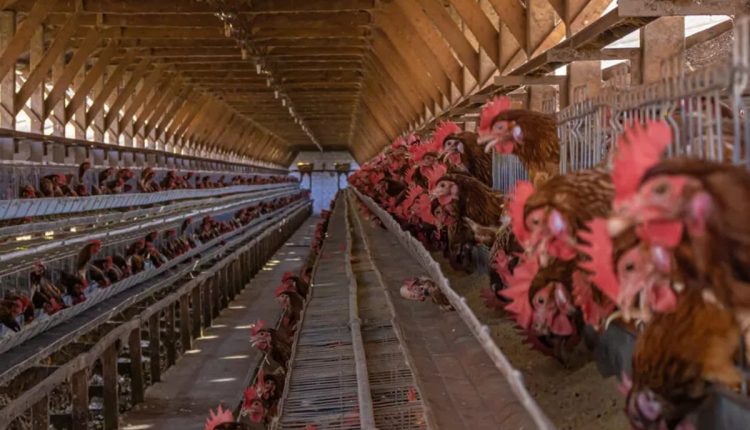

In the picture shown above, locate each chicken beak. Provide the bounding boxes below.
[607,216,632,237]
[477,134,498,154]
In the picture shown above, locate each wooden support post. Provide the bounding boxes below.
[50,54,65,136]
[31,395,49,430]
[71,369,88,430]
[567,61,602,104]
[640,17,685,85]
[0,11,15,129]
[216,270,226,313]
[28,25,44,133]
[180,294,192,351]
[128,328,145,405]
[165,303,177,366]
[148,313,161,383]
[191,285,203,338]
[101,344,118,430]
[202,280,213,328]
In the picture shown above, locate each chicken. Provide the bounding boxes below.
[433,121,493,187]
[501,256,583,362]
[399,277,454,311]
[0,297,23,332]
[138,167,159,193]
[405,138,444,189]
[429,171,504,271]
[275,286,304,333]
[477,96,560,186]
[625,288,741,430]
[92,256,124,285]
[250,319,292,369]
[281,271,309,299]
[39,174,65,197]
[510,167,613,266]
[19,184,37,198]
[29,262,65,313]
[578,219,676,325]
[204,405,249,430]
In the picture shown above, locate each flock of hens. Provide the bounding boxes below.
[344,96,750,430]
[19,163,296,198]
[1,190,307,338]
[205,207,333,430]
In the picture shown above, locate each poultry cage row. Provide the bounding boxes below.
[491,16,750,189]
[0,196,310,353]
[558,17,750,174]
[0,178,295,222]
[0,160,293,199]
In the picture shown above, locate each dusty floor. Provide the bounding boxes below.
[434,254,629,430]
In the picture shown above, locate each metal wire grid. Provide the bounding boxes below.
[0,201,309,354]
[351,188,555,430]
[277,201,361,430]
[358,285,425,430]
[555,17,750,174]
[492,151,528,194]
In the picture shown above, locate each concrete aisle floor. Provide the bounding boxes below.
[121,216,319,430]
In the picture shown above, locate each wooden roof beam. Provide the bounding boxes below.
[8,0,377,14]
[446,0,500,67]
[0,0,54,81]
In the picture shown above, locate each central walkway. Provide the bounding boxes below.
[121,216,319,430]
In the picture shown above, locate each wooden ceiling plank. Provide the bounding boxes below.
[389,2,465,91]
[394,1,479,82]
[10,0,377,14]
[133,78,180,135]
[365,55,422,116]
[83,48,137,125]
[486,0,528,50]
[117,67,167,131]
[14,12,81,114]
[98,57,151,128]
[373,30,440,108]
[446,0,500,66]
[0,0,54,81]
[44,26,103,118]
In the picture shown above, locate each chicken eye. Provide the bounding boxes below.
[493,122,505,132]
[624,262,636,272]
[536,296,545,304]
[652,182,669,195]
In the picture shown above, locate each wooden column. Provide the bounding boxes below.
[202,280,213,328]
[128,328,145,405]
[28,26,44,133]
[640,17,685,85]
[191,285,203,338]
[31,395,49,430]
[148,313,161,383]
[0,11,15,129]
[50,54,65,136]
[72,65,87,139]
[180,294,192,351]
[101,344,118,430]
[567,62,602,104]
[71,369,88,430]
[165,303,177,366]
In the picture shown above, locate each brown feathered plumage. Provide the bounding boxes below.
[492,109,560,185]
[525,167,614,231]
[627,288,740,429]
[445,131,493,187]
[644,159,750,303]
[443,173,505,227]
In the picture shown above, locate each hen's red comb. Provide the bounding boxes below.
[499,256,538,329]
[479,96,513,135]
[577,218,619,302]
[612,121,672,207]
[425,163,448,190]
[509,181,535,244]
[408,139,441,162]
[204,405,234,430]
[432,121,462,149]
